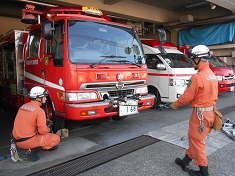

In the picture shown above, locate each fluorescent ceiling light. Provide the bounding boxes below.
[210,3,216,10]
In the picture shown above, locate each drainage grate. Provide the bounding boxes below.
[28,135,160,176]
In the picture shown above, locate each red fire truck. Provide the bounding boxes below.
[0,4,154,131]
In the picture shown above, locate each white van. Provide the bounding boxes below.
[141,39,197,106]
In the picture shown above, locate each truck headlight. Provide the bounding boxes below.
[135,86,148,95]
[66,92,98,101]
[169,78,187,87]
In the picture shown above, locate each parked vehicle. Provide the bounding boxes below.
[141,39,196,106]
[0,4,155,132]
[208,55,235,92]
[178,45,235,93]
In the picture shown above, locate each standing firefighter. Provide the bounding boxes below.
[171,45,218,176]
[12,86,60,162]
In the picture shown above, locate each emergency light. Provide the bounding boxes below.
[21,4,111,24]
[21,4,43,24]
[141,39,177,50]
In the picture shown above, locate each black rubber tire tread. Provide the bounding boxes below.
[148,87,161,107]
[45,97,65,133]
[53,115,65,133]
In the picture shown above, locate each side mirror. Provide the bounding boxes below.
[42,20,55,40]
[158,29,166,43]
[157,29,167,55]
[156,63,166,70]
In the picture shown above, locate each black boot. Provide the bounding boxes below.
[189,166,209,176]
[175,154,192,172]
[43,145,58,151]
[25,148,40,162]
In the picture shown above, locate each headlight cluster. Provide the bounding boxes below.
[169,78,187,87]
[135,86,148,95]
[216,76,224,81]
[66,92,98,101]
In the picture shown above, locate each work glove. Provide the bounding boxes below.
[171,101,179,110]
[47,121,53,128]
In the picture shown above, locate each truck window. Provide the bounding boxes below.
[209,55,228,67]
[3,49,16,79]
[53,24,64,59]
[44,23,64,59]
[161,53,193,68]
[1,42,16,79]
[28,32,40,57]
[68,20,144,64]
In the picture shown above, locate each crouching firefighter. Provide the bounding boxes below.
[170,45,218,176]
[11,86,60,162]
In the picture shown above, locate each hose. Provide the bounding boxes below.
[10,143,27,162]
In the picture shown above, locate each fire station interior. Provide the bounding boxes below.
[1,0,235,65]
[0,0,234,172]
[0,1,235,131]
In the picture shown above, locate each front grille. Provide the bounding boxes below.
[224,76,234,81]
[108,89,134,98]
[226,83,235,87]
[81,80,146,90]
[80,80,145,100]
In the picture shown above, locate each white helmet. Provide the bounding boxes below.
[189,45,211,59]
[29,86,48,98]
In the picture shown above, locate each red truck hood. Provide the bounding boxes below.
[210,66,234,76]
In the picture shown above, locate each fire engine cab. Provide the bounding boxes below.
[141,39,196,105]
[0,4,154,131]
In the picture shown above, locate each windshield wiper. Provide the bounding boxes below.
[114,59,142,68]
[91,55,126,68]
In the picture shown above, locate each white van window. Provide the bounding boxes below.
[145,54,162,69]
[161,54,193,68]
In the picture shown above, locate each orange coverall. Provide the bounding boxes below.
[12,101,60,150]
[174,62,218,166]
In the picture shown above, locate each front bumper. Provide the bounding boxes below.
[64,94,155,120]
[218,81,235,93]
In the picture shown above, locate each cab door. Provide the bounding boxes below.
[145,54,169,99]
[24,30,42,90]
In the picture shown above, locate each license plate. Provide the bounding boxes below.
[119,100,139,116]
[230,86,234,91]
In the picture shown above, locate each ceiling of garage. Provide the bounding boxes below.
[1,0,235,30]
[133,0,211,12]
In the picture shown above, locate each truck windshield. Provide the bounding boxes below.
[160,53,193,68]
[68,20,144,64]
[208,55,228,67]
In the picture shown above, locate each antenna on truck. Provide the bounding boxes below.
[157,29,167,55]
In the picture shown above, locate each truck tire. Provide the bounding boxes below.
[45,97,65,133]
[53,115,65,133]
[148,87,161,107]
[112,115,128,121]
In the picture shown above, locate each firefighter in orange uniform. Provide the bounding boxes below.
[171,45,218,176]
[12,86,60,162]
